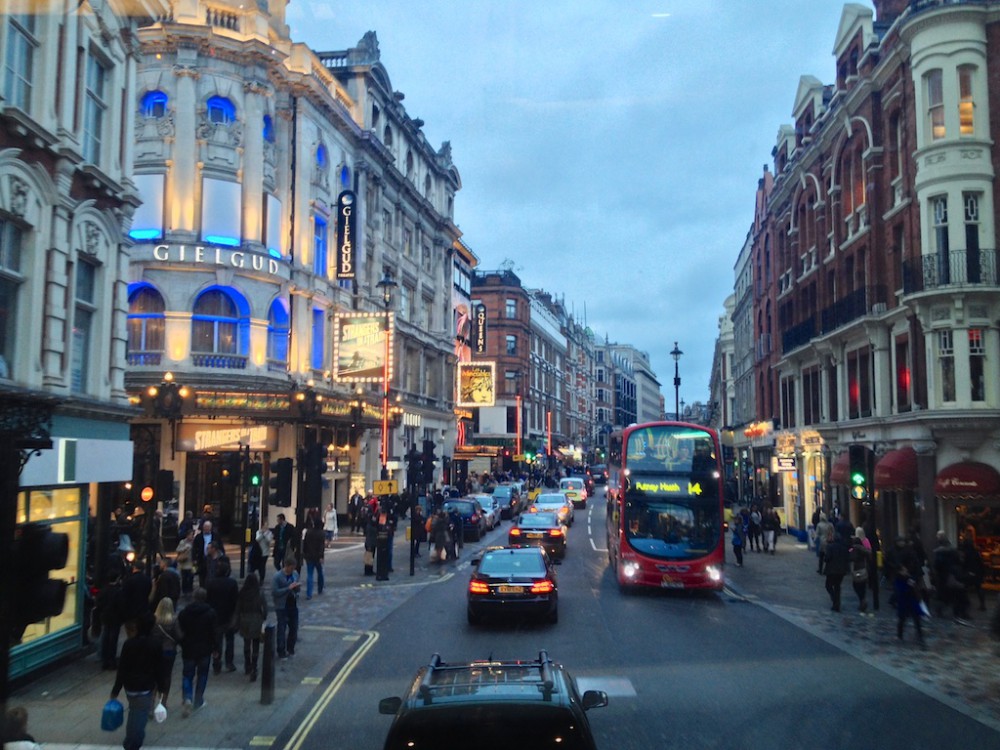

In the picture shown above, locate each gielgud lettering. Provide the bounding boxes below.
[339,206,354,274]
[152,245,280,274]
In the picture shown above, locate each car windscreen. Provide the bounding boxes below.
[478,552,546,576]
[518,513,558,528]
[386,704,592,750]
[535,495,566,505]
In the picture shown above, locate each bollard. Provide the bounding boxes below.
[261,623,275,705]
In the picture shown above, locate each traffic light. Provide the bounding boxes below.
[222,452,242,486]
[301,443,325,508]
[248,462,263,488]
[12,523,70,641]
[155,469,174,504]
[422,439,438,484]
[406,447,423,486]
[268,457,293,506]
[502,447,512,471]
[849,444,869,501]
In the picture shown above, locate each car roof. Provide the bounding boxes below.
[404,652,571,707]
[560,478,583,485]
[535,494,569,503]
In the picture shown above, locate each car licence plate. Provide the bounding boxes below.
[661,576,685,589]
[525,532,543,539]
[566,492,578,499]
[497,585,524,594]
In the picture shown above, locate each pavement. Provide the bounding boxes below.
[8,517,1000,748]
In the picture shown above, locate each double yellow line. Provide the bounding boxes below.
[281,628,381,750]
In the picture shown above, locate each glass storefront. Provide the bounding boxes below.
[11,486,85,673]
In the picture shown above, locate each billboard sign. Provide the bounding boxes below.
[334,312,393,383]
[457,362,496,407]
[473,304,487,353]
[335,190,356,280]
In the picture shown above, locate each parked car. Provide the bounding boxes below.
[443,498,487,541]
[378,651,608,749]
[491,484,521,519]
[470,493,500,530]
[467,546,559,625]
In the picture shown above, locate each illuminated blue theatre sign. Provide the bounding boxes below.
[141,244,283,275]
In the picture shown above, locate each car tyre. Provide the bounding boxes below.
[467,608,481,626]
[547,607,559,624]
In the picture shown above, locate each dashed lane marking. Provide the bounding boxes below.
[250,737,276,746]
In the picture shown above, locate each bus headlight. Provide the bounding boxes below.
[706,565,722,582]
[622,561,640,578]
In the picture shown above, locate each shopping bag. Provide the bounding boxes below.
[918,600,931,618]
[101,698,124,731]
[154,701,167,723]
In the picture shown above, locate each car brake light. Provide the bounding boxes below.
[509,528,522,536]
[469,580,490,594]
[530,580,555,594]
[471,513,480,522]
[548,528,564,537]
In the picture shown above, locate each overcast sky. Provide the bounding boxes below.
[288,0,856,413]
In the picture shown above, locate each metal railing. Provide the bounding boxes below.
[902,249,997,293]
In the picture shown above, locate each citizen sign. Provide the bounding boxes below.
[151,244,280,274]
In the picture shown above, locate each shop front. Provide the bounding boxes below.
[874,446,919,544]
[936,461,1000,587]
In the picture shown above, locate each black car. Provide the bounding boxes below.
[589,464,607,485]
[378,651,608,750]
[443,498,487,541]
[508,512,566,560]
[467,546,558,625]
[491,484,521,519]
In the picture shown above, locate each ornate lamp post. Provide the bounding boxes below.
[670,342,683,421]
[376,270,397,481]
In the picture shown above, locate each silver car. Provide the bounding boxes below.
[531,492,574,527]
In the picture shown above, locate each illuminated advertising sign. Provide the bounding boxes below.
[457,362,496,407]
[632,479,704,497]
[474,304,487,353]
[176,423,278,452]
[334,312,393,383]
[335,191,356,280]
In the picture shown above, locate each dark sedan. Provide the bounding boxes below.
[443,498,487,541]
[467,546,559,625]
[508,512,566,560]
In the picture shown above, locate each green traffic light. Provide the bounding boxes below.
[851,471,865,486]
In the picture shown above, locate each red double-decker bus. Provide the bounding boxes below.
[605,421,725,591]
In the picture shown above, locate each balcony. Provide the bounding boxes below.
[781,316,816,354]
[902,249,997,294]
[820,285,887,335]
[127,351,163,367]
[191,353,248,369]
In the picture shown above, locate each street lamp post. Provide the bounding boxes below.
[670,342,683,421]
[376,270,397,481]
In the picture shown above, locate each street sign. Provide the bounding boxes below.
[513,454,525,462]
[373,480,398,495]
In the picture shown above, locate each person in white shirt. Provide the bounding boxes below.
[324,503,339,547]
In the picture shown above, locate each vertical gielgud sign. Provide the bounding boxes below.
[336,190,356,280]
[474,304,487,353]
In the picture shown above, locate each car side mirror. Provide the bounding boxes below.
[379,696,402,714]
[471,557,481,567]
[581,690,608,711]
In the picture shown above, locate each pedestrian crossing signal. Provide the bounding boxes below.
[268,458,293,506]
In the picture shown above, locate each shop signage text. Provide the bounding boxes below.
[151,244,280,274]
[336,190,356,280]
[474,304,487,353]
[177,423,278,452]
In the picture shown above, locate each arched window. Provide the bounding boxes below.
[267,298,289,366]
[192,289,238,355]
[140,90,168,118]
[339,164,351,189]
[383,125,393,148]
[127,285,165,365]
[206,95,235,124]
[263,114,275,143]
[316,143,328,170]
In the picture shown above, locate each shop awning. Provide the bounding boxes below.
[830,452,850,486]
[934,461,1000,498]
[874,446,918,490]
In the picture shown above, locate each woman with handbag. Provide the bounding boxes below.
[150,598,180,711]
[849,528,872,614]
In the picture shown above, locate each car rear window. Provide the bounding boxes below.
[479,552,546,576]
[561,479,583,489]
[519,512,558,528]
[444,501,474,513]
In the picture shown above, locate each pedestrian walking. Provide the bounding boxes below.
[250,520,272,583]
[3,706,41,750]
[110,616,164,750]
[894,564,926,647]
[149,598,180,712]
[730,514,745,567]
[761,508,778,554]
[959,533,987,612]
[192,521,216,589]
[205,556,238,674]
[302,516,326,598]
[272,514,298,571]
[233,572,267,681]
[932,530,971,625]
[150,557,181,611]
[749,506,763,552]
[823,530,851,612]
[814,513,834,574]
[174,528,195,597]
[177,588,217,717]
[849,527,872,614]
[411,504,426,558]
[430,509,450,562]
[272,556,300,658]
[324,502,339,547]
[348,491,364,533]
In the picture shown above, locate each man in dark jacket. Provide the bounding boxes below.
[272,514,298,570]
[205,562,239,673]
[110,616,164,750]
[192,521,216,589]
[823,531,852,612]
[177,588,217,716]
